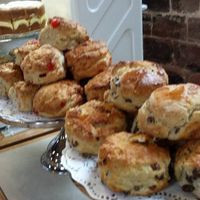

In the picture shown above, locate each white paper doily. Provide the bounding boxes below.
[0,97,64,128]
[61,140,196,200]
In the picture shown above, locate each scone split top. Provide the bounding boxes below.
[137,83,200,140]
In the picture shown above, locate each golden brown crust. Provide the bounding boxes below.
[106,61,168,112]
[13,39,40,66]
[39,17,89,51]
[33,80,83,118]
[84,66,113,101]
[65,100,127,155]
[175,140,200,197]
[0,62,23,96]
[137,83,200,140]
[21,44,65,85]
[8,81,40,112]
[66,40,112,81]
[98,132,170,196]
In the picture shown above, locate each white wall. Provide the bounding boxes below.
[42,0,72,19]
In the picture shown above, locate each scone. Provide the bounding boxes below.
[98,132,171,196]
[137,83,200,140]
[13,39,40,66]
[33,80,83,118]
[105,61,168,112]
[175,140,200,198]
[8,81,40,112]
[39,17,89,51]
[65,100,127,155]
[84,66,113,101]
[0,62,23,96]
[66,40,112,81]
[21,44,65,85]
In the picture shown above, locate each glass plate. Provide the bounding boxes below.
[0,97,64,128]
[60,139,196,200]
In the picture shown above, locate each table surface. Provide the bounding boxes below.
[0,135,90,200]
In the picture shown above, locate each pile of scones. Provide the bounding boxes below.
[1,16,200,197]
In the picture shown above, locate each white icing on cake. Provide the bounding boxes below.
[0,1,43,10]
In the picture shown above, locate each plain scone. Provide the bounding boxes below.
[105,61,168,112]
[137,83,200,140]
[84,66,113,101]
[65,100,127,155]
[21,44,65,85]
[175,140,200,198]
[66,40,112,81]
[98,132,171,196]
[13,39,40,66]
[39,17,89,51]
[0,62,23,96]
[8,81,40,112]
[33,80,83,118]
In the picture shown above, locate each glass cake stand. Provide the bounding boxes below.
[0,96,67,174]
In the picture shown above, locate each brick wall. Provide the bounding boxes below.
[143,0,200,84]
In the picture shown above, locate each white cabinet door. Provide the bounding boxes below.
[71,0,143,63]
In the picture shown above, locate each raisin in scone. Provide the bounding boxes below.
[98,132,171,196]
[105,61,168,112]
[175,140,200,198]
[137,83,200,140]
[65,100,127,155]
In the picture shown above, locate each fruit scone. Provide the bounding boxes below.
[0,62,23,97]
[175,140,200,198]
[98,132,171,196]
[65,100,127,155]
[39,16,89,51]
[105,61,168,113]
[8,81,40,112]
[21,44,66,85]
[13,39,40,66]
[66,40,112,81]
[33,80,83,118]
[137,83,200,140]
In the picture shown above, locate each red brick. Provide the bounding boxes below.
[152,15,186,40]
[187,73,200,85]
[172,0,200,13]
[173,42,200,71]
[143,37,173,63]
[188,18,200,41]
[143,0,170,12]
[143,13,152,35]
[143,23,151,35]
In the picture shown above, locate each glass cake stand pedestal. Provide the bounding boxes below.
[0,97,67,174]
